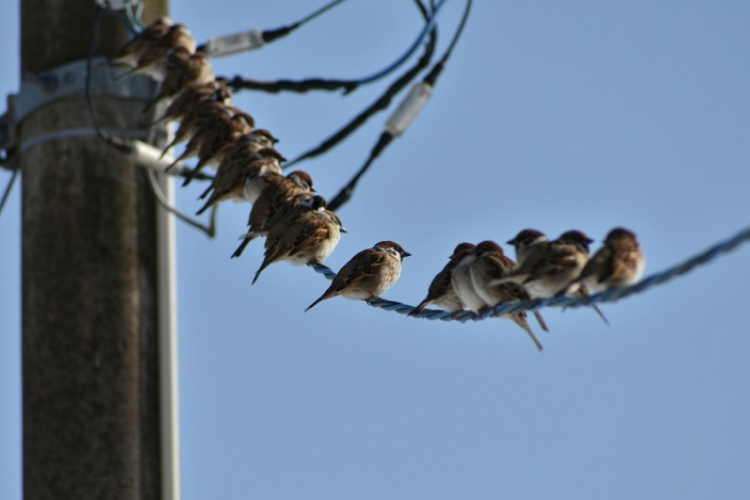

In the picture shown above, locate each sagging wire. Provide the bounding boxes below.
[327,0,473,212]
[283,0,438,170]
[225,0,449,95]
[308,224,750,322]
[201,0,349,58]
[87,5,217,237]
[146,167,217,237]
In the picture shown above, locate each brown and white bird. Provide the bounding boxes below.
[115,23,196,82]
[110,17,174,68]
[231,171,315,258]
[506,229,549,266]
[195,147,286,215]
[573,227,646,293]
[252,195,346,285]
[469,241,546,352]
[143,48,214,114]
[198,130,280,201]
[305,241,411,311]
[498,230,592,298]
[451,244,488,313]
[241,147,287,203]
[182,109,256,186]
[154,80,233,124]
[495,230,609,324]
[410,243,475,315]
[161,99,229,160]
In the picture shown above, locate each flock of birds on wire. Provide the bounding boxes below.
[112,17,646,351]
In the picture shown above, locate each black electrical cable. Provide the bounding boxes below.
[262,0,349,44]
[198,0,348,54]
[0,166,19,221]
[326,0,472,213]
[282,0,437,170]
[223,0,440,95]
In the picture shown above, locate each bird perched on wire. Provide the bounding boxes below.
[496,230,592,298]
[110,17,174,68]
[305,241,411,312]
[451,242,488,314]
[252,195,346,285]
[164,105,254,179]
[571,227,646,294]
[115,23,197,82]
[161,99,229,159]
[197,129,280,201]
[153,80,233,124]
[231,171,315,258]
[195,147,286,215]
[142,47,215,115]
[506,228,549,267]
[469,241,546,352]
[501,229,609,324]
[410,242,475,316]
[181,108,257,186]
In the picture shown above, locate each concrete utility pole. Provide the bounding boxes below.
[20,1,169,499]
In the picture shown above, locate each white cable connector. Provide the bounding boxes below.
[384,82,432,137]
[130,140,190,175]
[205,30,265,58]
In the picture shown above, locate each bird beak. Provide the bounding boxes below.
[505,239,514,245]
[403,251,412,258]
[310,187,317,193]
[340,226,347,233]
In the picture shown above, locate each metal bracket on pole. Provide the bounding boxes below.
[1,56,157,169]
[17,56,156,122]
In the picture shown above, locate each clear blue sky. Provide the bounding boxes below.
[2,1,750,498]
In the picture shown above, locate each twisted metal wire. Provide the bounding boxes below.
[308,225,750,321]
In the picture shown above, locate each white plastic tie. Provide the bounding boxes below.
[206,30,265,58]
[384,82,432,137]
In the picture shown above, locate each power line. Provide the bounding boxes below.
[308,225,750,321]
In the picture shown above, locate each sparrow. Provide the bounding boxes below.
[497,230,593,298]
[197,129,280,200]
[115,24,197,82]
[154,80,233,124]
[469,241,545,352]
[161,99,229,160]
[305,240,411,311]
[195,147,286,215]
[506,228,549,266]
[231,171,315,258]
[451,243,489,314]
[573,227,646,293]
[241,146,287,203]
[110,17,174,68]
[182,109,256,186]
[142,48,214,115]
[165,106,254,178]
[252,195,346,285]
[410,243,475,315]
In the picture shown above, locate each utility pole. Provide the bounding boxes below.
[20,1,170,499]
